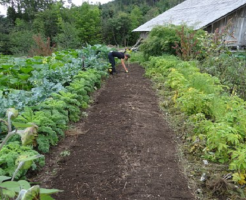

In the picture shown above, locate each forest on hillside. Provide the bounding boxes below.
[0,0,184,55]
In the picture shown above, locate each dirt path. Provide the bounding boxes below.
[34,64,194,200]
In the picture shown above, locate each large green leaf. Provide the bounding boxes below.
[18,180,31,190]
[0,76,8,84]
[0,176,11,183]
[2,188,16,198]
[0,181,20,192]
[0,64,13,70]
[12,122,34,129]
[50,62,64,69]
[9,77,20,85]
[20,67,33,74]
[18,74,30,81]
[40,188,62,194]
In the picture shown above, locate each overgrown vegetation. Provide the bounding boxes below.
[139,53,246,198]
[140,25,181,57]
[140,25,205,60]
[140,22,246,101]
[0,0,185,55]
[135,22,246,199]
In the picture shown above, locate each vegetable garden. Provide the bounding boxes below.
[0,44,110,199]
[2,22,246,199]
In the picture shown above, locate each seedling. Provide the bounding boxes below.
[60,150,70,157]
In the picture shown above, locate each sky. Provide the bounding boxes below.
[0,0,113,16]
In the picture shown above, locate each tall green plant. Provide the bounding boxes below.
[140,25,180,58]
[172,26,205,61]
[72,3,102,45]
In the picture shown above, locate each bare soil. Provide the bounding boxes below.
[31,63,195,200]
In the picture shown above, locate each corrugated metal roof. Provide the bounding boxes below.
[133,0,246,32]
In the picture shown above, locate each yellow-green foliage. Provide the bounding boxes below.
[166,69,188,90]
[0,141,43,178]
[128,52,146,64]
[145,55,179,79]
[145,54,246,176]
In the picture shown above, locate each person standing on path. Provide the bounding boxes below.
[108,51,130,74]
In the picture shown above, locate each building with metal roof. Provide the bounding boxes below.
[133,0,246,48]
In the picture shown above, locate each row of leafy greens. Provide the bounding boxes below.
[0,44,110,118]
[0,45,110,183]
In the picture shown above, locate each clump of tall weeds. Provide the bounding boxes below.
[29,34,55,57]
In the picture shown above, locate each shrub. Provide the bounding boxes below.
[200,53,246,99]
[140,25,180,58]
[140,25,206,60]
[9,30,34,56]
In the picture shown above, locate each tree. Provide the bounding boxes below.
[32,2,64,45]
[0,15,13,54]
[1,0,55,22]
[8,18,34,55]
[54,21,80,49]
[107,12,132,46]
[129,6,143,45]
[143,7,159,22]
[130,6,143,29]
[71,3,101,45]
